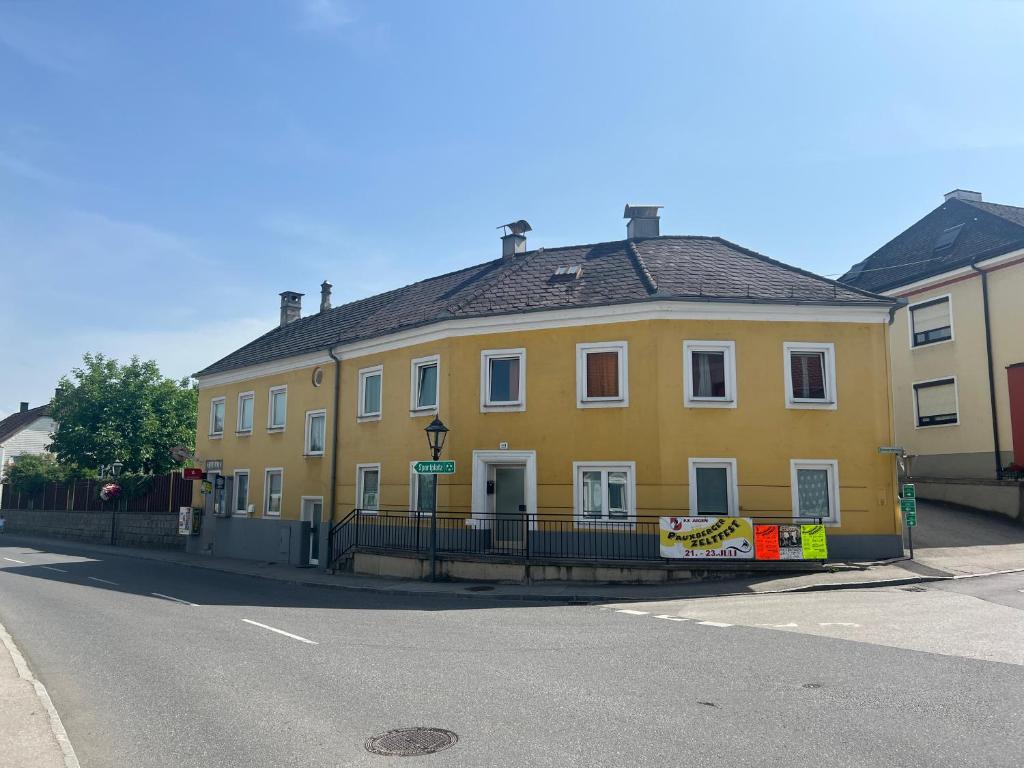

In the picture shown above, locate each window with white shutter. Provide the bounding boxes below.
[910,297,953,347]
[914,378,959,427]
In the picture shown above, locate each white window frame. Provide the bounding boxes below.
[576,341,629,408]
[572,461,637,526]
[789,459,840,526]
[907,293,954,349]
[783,342,837,410]
[264,468,284,518]
[409,461,436,515]
[267,385,288,430]
[304,409,327,456]
[683,340,737,408]
[687,458,739,516]
[236,391,254,435]
[208,396,226,438]
[356,463,382,512]
[912,375,960,429]
[480,348,527,412]
[357,365,383,421]
[233,469,250,516]
[409,354,440,414]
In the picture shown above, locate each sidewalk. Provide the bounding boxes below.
[1,532,971,603]
[5,499,1022,604]
[0,620,79,768]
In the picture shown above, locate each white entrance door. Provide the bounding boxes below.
[300,497,323,566]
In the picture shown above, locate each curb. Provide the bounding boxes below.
[5,534,1021,605]
[0,619,81,768]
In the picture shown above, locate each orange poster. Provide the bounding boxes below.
[754,525,780,560]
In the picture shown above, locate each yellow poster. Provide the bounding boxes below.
[660,517,755,559]
[800,525,828,560]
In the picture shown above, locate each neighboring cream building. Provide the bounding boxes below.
[842,190,1024,517]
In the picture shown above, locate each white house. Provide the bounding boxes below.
[0,402,56,504]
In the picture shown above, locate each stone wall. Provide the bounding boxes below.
[1,509,185,549]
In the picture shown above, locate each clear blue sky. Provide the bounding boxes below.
[2,0,1023,418]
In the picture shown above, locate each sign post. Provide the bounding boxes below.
[415,462,454,581]
[900,487,917,558]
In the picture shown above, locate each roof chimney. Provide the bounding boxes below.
[624,204,662,239]
[19,402,28,413]
[320,281,332,313]
[279,291,303,327]
[944,189,982,203]
[498,219,532,258]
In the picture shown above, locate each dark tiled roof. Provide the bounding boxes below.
[841,198,1024,293]
[196,235,891,378]
[0,404,51,444]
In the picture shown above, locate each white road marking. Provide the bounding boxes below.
[40,566,68,573]
[151,592,199,607]
[3,557,26,564]
[242,619,318,645]
[697,621,734,628]
[819,622,861,627]
[759,622,799,628]
[654,615,689,622]
[87,576,118,586]
[616,609,649,615]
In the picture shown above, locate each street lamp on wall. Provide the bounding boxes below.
[424,417,449,461]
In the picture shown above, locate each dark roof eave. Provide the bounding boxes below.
[194,294,895,379]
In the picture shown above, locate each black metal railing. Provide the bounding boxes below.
[327,509,821,570]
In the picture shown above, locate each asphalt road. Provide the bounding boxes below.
[1,538,1023,768]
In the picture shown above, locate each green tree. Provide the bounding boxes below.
[49,353,197,475]
[3,453,66,494]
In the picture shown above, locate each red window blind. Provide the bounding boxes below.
[790,351,826,400]
[586,351,620,398]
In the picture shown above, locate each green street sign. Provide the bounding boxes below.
[905,510,917,528]
[414,460,456,475]
[902,483,916,499]
[900,497,917,514]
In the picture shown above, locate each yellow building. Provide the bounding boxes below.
[192,206,902,570]
[842,189,1024,519]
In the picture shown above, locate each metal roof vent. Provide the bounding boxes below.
[624,204,662,239]
[944,189,982,202]
[498,219,532,258]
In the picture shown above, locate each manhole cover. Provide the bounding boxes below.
[365,727,458,757]
[802,683,823,689]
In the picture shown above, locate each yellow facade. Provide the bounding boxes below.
[195,314,901,551]
[194,363,336,516]
[887,254,1024,475]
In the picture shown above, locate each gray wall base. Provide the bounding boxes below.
[186,516,312,566]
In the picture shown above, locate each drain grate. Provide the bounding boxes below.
[365,727,458,757]
[901,586,928,592]
[464,585,495,592]
[802,683,823,689]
